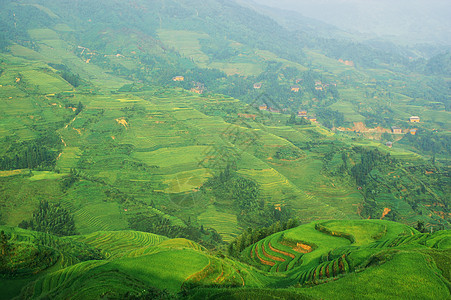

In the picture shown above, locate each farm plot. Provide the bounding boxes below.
[56,147,81,172]
[247,233,303,273]
[20,69,73,94]
[198,205,242,242]
[133,145,209,174]
[163,168,212,193]
[112,249,210,292]
[73,230,167,258]
[157,29,210,65]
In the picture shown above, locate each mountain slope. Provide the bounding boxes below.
[0,1,450,298]
[1,221,449,299]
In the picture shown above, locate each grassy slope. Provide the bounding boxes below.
[1,221,449,299]
[0,226,265,299]
[0,2,449,298]
[0,47,447,240]
[0,51,370,239]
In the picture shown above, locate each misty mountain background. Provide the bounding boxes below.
[244,0,451,53]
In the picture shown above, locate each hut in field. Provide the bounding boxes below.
[391,126,402,134]
[172,76,185,81]
[386,141,393,148]
[410,116,420,123]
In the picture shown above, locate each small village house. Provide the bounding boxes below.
[386,142,393,148]
[172,76,185,82]
[410,129,418,135]
[253,83,262,89]
[259,104,267,111]
[410,116,420,123]
[298,110,307,117]
[291,85,300,92]
[295,78,303,84]
[308,117,317,123]
[391,126,402,134]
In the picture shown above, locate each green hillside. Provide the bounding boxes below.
[0,0,449,298]
[1,221,449,299]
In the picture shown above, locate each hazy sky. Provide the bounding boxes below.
[250,0,451,45]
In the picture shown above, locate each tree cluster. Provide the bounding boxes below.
[128,214,223,249]
[227,219,300,257]
[350,148,391,186]
[203,165,261,212]
[0,142,56,170]
[19,200,77,236]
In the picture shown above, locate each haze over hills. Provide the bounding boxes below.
[0,0,449,299]
[250,0,451,48]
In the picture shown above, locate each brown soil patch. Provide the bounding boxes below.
[280,240,313,254]
[214,265,224,283]
[261,244,285,262]
[337,122,392,135]
[268,242,295,259]
[255,246,275,266]
[293,243,313,253]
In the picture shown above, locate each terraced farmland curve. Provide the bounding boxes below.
[242,219,418,276]
[245,232,305,273]
[72,230,168,258]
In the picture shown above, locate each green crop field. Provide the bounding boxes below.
[0,1,450,298]
[5,220,445,299]
[157,30,210,65]
[198,205,242,242]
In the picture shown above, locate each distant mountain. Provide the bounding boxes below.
[0,1,450,298]
[249,0,451,47]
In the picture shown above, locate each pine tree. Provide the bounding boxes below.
[0,230,9,256]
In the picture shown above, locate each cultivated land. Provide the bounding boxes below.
[1,220,449,299]
[0,0,449,298]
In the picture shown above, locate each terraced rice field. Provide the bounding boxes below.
[28,171,67,181]
[72,202,129,234]
[163,168,212,193]
[56,147,81,171]
[133,145,208,174]
[157,30,210,65]
[113,249,210,292]
[73,230,167,258]
[198,205,241,242]
[20,260,108,299]
[247,232,304,273]
[20,70,73,94]
[243,219,424,287]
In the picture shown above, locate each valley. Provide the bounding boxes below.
[0,0,449,299]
